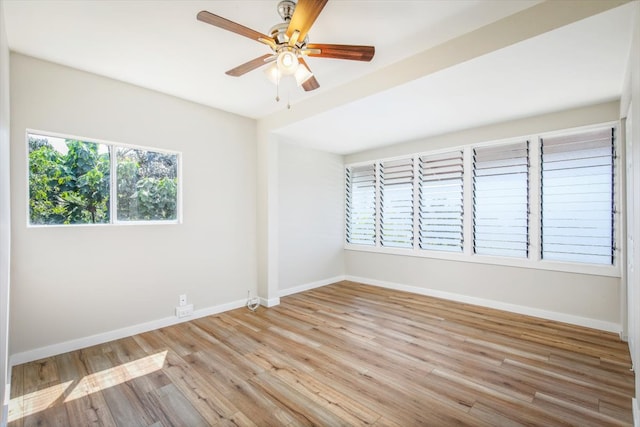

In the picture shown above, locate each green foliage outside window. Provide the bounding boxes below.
[29,136,110,224]
[28,133,179,225]
[117,148,178,221]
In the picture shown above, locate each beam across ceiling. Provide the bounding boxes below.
[259,0,631,133]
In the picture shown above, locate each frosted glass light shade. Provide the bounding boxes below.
[264,62,281,84]
[277,51,298,75]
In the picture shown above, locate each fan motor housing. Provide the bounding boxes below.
[269,23,308,50]
[269,23,289,45]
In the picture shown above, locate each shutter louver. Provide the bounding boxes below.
[345,164,376,245]
[541,128,614,265]
[380,158,414,248]
[473,141,529,258]
[419,151,464,252]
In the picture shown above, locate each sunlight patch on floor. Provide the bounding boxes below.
[8,350,167,422]
[8,380,73,422]
[64,350,167,401]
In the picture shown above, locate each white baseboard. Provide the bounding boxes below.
[9,298,247,367]
[346,275,621,333]
[260,297,280,307]
[634,398,639,427]
[279,275,347,298]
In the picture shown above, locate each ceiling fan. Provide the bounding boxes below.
[197,0,375,92]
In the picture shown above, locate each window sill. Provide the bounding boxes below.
[27,220,181,229]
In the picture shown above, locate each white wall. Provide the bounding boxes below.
[344,101,622,331]
[347,252,619,329]
[278,141,344,295]
[0,1,11,423]
[256,128,280,306]
[9,54,257,360]
[620,2,640,423]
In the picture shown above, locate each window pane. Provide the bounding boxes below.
[28,133,110,225]
[541,128,614,265]
[419,150,463,252]
[473,141,529,258]
[380,158,414,248]
[346,164,376,245]
[116,147,179,221]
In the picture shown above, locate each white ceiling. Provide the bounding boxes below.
[3,1,637,155]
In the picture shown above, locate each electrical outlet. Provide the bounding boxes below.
[175,304,193,318]
[179,294,187,307]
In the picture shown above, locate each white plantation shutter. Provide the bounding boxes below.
[345,164,376,245]
[418,151,464,252]
[344,124,616,270]
[380,158,414,248]
[473,141,529,257]
[541,128,614,265]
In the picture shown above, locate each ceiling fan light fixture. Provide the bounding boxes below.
[198,0,375,96]
[277,50,299,75]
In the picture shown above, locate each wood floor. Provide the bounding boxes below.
[9,281,635,426]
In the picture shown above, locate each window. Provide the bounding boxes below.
[116,147,179,221]
[380,158,414,248]
[418,151,464,252]
[540,128,614,265]
[473,141,529,258]
[345,164,376,245]
[28,135,111,225]
[28,132,180,225]
[344,123,617,273]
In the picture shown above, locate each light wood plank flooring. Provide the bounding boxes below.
[9,281,635,426]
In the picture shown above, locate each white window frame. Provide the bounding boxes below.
[344,122,621,278]
[345,163,377,246]
[25,129,183,227]
[418,150,465,253]
[537,123,618,268]
[472,140,530,258]
[379,157,414,249]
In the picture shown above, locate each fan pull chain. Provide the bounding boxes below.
[273,76,292,110]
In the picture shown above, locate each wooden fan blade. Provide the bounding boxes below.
[226,54,274,77]
[306,43,375,61]
[286,0,328,42]
[298,58,320,91]
[302,76,320,91]
[197,11,271,43]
